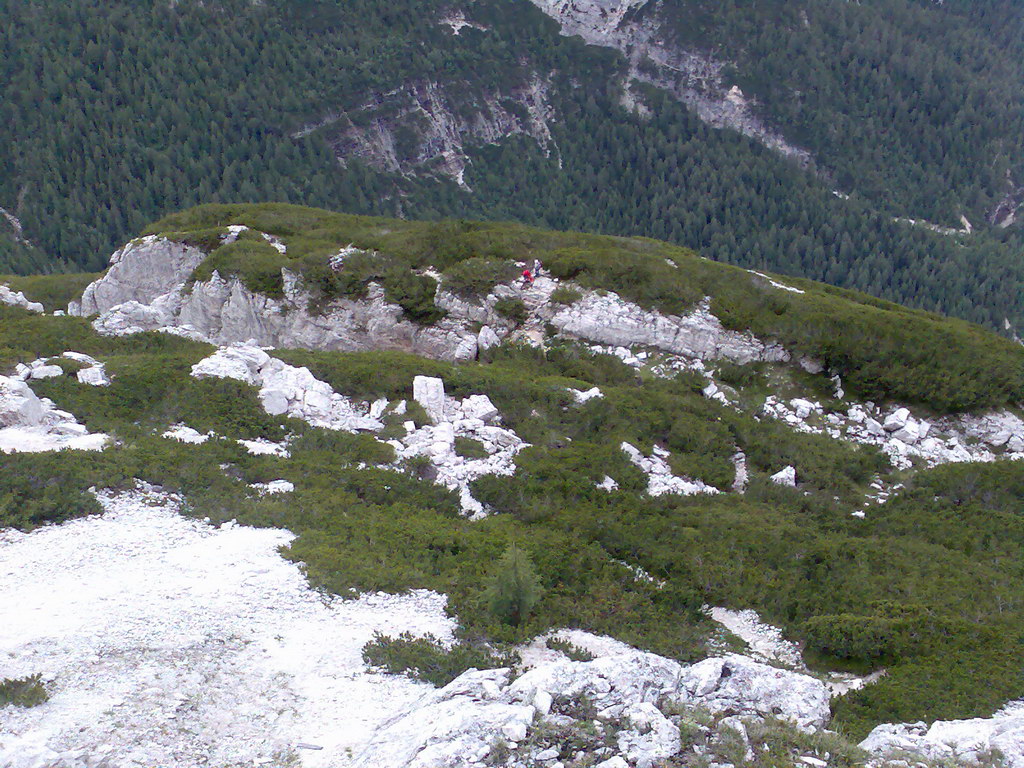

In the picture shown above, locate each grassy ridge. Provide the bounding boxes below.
[142,203,1024,413]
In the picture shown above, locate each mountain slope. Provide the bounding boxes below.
[2,0,1023,332]
[3,205,1024,751]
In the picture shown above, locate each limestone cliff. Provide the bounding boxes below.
[69,235,787,366]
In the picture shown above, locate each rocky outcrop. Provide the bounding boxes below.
[71,236,207,317]
[191,345,384,432]
[71,236,796,368]
[74,247,481,362]
[552,294,790,364]
[0,375,108,453]
[620,441,719,496]
[352,646,830,767]
[862,702,1024,768]
[526,0,812,165]
[297,76,557,187]
[0,284,43,314]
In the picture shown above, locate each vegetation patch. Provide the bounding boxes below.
[362,632,519,687]
[0,674,49,708]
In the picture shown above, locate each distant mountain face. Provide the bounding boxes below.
[1,0,1023,330]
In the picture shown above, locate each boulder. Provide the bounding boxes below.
[28,364,63,380]
[0,377,44,427]
[883,408,911,432]
[77,366,110,387]
[770,466,796,487]
[0,284,44,313]
[413,376,447,424]
[478,325,501,351]
[461,394,499,424]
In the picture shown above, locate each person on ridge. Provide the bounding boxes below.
[521,268,534,288]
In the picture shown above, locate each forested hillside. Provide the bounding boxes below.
[1,0,1023,330]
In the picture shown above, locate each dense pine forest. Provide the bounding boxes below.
[1,0,1023,330]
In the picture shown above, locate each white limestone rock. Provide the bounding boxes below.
[0,375,108,453]
[861,702,1024,768]
[413,375,447,424]
[769,466,797,487]
[191,344,383,432]
[0,284,44,313]
[72,236,208,317]
[621,441,719,497]
[551,293,789,364]
[676,655,830,730]
[570,386,603,403]
[460,394,499,424]
[27,363,63,381]
[478,324,501,351]
[76,365,110,387]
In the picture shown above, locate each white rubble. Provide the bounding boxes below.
[161,424,210,444]
[596,474,619,491]
[0,375,108,454]
[0,283,44,313]
[570,386,603,403]
[393,377,527,516]
[861,701,1024,768]
[13,353,110,387]
[192,344,384,432]
[761,395,1023,470]
[250,479,295,495]
[769,465,797,487]
[0,488,454,768]
[710,607,804,668]
[238,437,291,458]
[620,441,719,497]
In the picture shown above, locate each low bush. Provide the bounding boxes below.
[545,636,595,661]
[362,632,519,687]
[493,297,528,323]
[454,436,489,459]
[0,675,49,707]
[549,285,582,305]
[442,257,518,298]
[382,270,444,324]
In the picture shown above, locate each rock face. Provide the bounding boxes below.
[352,647,831,767]
[861,702,1024,768]
[304,76,557,187]
[72,235,207,317]
[552,294,789,364]
[71,236,796,368]
[525,0,812,165]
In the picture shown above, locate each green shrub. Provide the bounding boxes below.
[549,286,582,305]
[494,297,528,323]
[454,436,489,459]
[486,544,544,626]
[362,632,519,687]
[190,232,288,298]
[0,675,48,707]
[545,636,595,661]
[383,270,444,324]
[442,257,517,297]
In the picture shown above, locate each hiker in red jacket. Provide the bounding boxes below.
[521,268,534,288]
